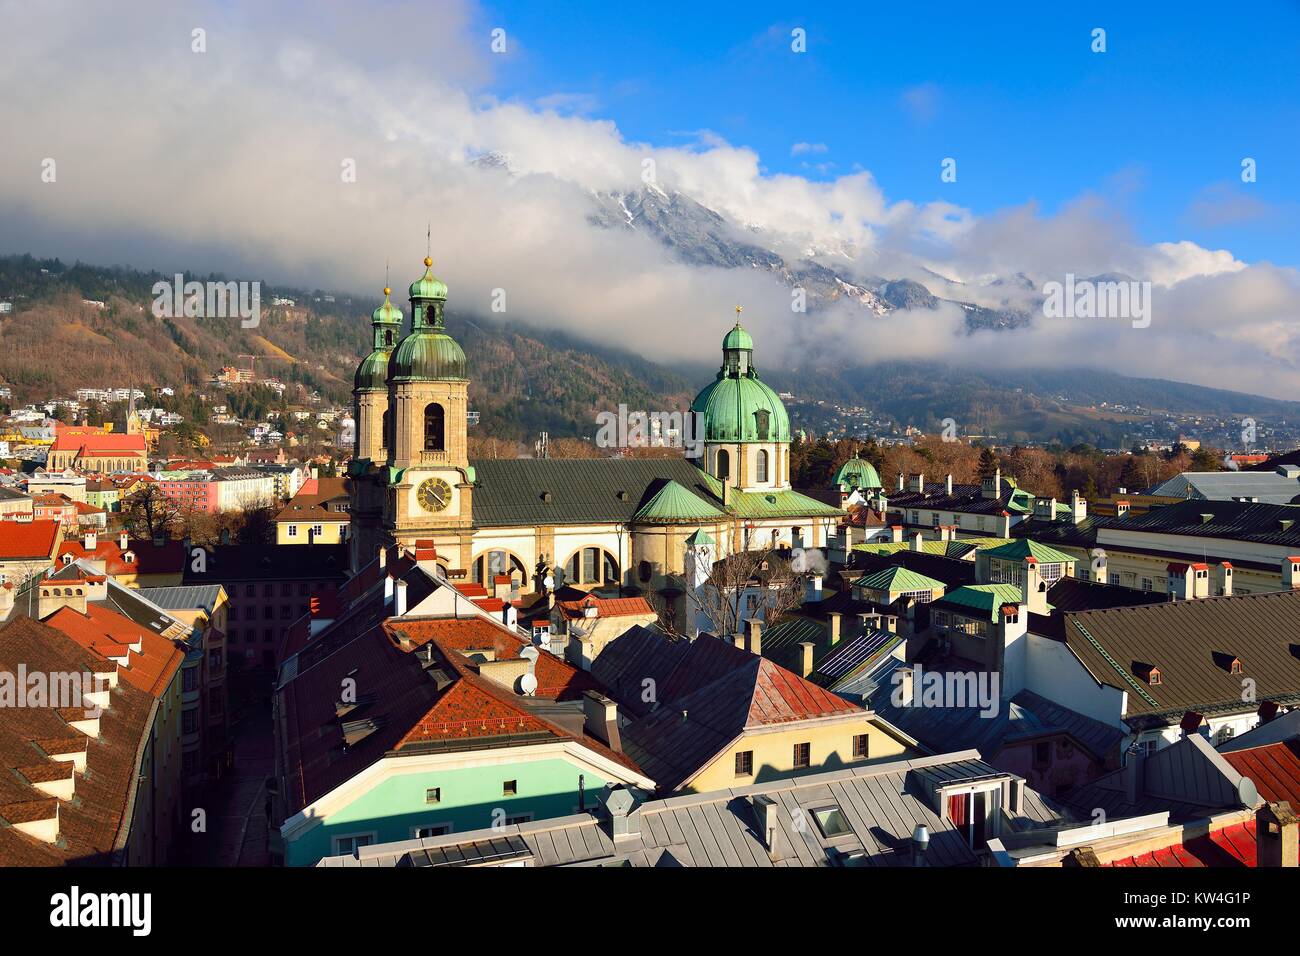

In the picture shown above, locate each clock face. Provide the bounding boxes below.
[417,477,453,514]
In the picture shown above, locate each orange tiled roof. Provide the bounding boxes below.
[43,605,185,699]
[556,595,655,620]
[0,519,61,559]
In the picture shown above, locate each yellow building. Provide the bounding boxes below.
[274,477,352,545]
[591,627,911,794]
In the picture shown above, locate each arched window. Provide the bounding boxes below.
[753,409,770,441]
[384,329,394,346]
[756,449,769,483]
[716,449,730,480]
[424,403,445,451]
[381,409,391,450]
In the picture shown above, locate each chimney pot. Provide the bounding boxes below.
[394,577,408,617]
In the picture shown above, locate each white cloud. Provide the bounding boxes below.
[0,0,1296,399]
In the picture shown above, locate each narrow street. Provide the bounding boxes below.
[181,677,275,866]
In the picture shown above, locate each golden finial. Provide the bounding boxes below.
[423,256,433,268]
[383,287,392,296]
[734,304,743,323]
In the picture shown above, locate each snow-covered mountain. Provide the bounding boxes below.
[587,185,1035,330]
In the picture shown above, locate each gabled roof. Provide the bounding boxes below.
[0,616,155,866]
[853,566,946,593]
[1221,739,1300,808]
[934,584,1028,621]
[0,519,61,560]
[1103,498,1300,548]
[555,595,655,621]
[277,612,646,814]
[43,604,185,699]
[593,630,861,791]
[1059,590,1300,727]
[980,538,1077,564]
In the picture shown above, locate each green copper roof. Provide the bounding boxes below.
[980,539,1078,564]
[691,374,790,443]
[937,584,1032,622]
[722,322,754,351]
[634,480,727,524]
[833,455,883,491]
[695,471,843,519]
[371,289,403,325]
[354,349,392,390]
[854,537,1011,557]
[684,528,715,547]
[409,257,448,300]
[853,566,946,594]
[388,331,467,382]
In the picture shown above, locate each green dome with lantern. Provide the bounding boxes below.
[408,256,448,300]
[354,287,404,391]
[833,454,883,491]
[389,258,466,382]
[689,314,790,443]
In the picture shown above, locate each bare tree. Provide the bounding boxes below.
[121,483,180,540]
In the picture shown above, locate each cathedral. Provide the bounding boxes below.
[348,256,842,610]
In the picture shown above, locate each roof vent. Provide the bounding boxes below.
[1200,513,1214,524]
[617,490,628,501]
[1281,519,1295,532]
[541,491,552,502]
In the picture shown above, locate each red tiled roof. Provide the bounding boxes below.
[0,519,61,559]
[0,616,155,866]
[385,617,600,701]
[50,430,146,454]
[1107,820,1261,867]
[1222,740,1300,807]
[556,596,655,620]
[43,605,185,699]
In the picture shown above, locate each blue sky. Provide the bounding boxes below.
[481,1,1300,266]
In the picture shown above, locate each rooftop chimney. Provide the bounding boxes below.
[582,691,621,751]
[377,545,386,570]
[750,794,784,861]
[944,474,953,495]
[393,577,408,617]
[798,641,815,678]
[804,574,823,604]
[599,786,639,840]
[1256,801,1298,868]
[83,530,96,551]
[1123,744,1145,805]
[744,618,762,656]
[117,531,128,550]
[896,472,905,492]
[827,611,842,647]
[909,473,925,494]
[911,532,924,552]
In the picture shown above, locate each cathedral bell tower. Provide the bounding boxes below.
[352,287,402,462]
[383,257,474,545]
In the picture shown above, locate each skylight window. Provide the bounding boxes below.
[812,806,851,838]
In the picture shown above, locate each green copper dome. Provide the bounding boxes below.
[409,257,448,300]
[355,287,404,391]
[691,313,790,443]
[722,321,753,351]
[354,349,392,390]
[833,454,882,491]
[691,375,790,443]
[371,290,403,325]
[388,331,467,381]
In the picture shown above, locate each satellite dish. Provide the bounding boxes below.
[1237,776,1259,807]
[519,672,538,696]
